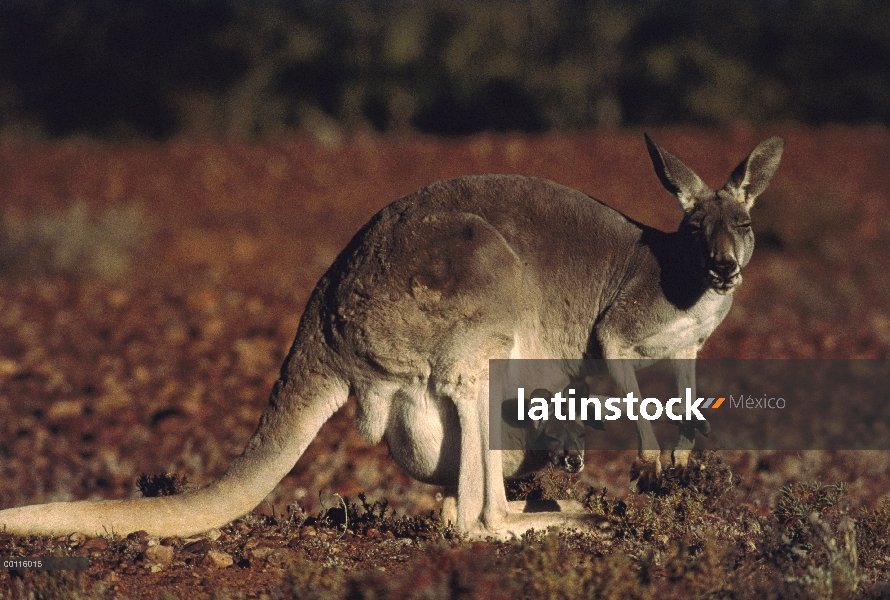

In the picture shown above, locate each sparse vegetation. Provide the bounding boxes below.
[0,131,888,596]
[774,481,848,547]
[135,473,190,498]
[3,462,890,598]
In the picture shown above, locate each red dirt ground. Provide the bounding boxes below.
[1,128,889,598]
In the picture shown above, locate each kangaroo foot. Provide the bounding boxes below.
[630,451,662,493]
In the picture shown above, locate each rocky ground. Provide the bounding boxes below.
[0,128,889,598]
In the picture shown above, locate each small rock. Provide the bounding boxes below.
[203,550,233,569]
[232,522,251,534]
[148,564,164,573]
[243,538,260,550]
[82,537,108,554]
[145,544,174,566]
[0,358,21,378]
[205,528,223,541]
[265,548,299,569]
[47,399,85,419]
[68,533,87,547]
[183,539,211,554]
[250,546,274,560]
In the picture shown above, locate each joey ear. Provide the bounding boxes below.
[563,380,589,399]
[501,388,553,428]
[501,398,523,428]
[529,388,553,430]
[723,136,784,209]
[530,389,552,401]
[645,133,711,212]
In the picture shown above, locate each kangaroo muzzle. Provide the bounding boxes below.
[708,257,741,293]
[551,450,584,474]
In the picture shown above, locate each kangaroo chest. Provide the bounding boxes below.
[612,292,733,359]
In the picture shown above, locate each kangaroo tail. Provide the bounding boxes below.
[0,368,349,537]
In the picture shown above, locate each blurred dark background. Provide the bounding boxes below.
[1,0,888,140]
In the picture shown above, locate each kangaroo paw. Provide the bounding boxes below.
[671,448,692,470]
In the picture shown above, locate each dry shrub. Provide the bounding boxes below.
[0,202,148,280]
[332,534,647,600]
[856,497,890,571]
[317,492,447,541]
[506,465,588,503]
[732,481,862,600]
[135,473,191,498]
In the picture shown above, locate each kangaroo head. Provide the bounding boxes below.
[501,388,598,473]
[539,416,586,473]
[645,134,784,294]
[501,387,587,473]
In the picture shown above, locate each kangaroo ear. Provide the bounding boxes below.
[723,136,784,209]
[562,380,589,399]
[501,398,524,428]
[529,388,553,430]
[502,389,552,429]
[645,133,711,212]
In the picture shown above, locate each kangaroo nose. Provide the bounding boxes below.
[713,257,737,274]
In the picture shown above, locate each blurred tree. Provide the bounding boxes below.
[0,0,237,138]
[619,0,890,126]
[0,0,887,139]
